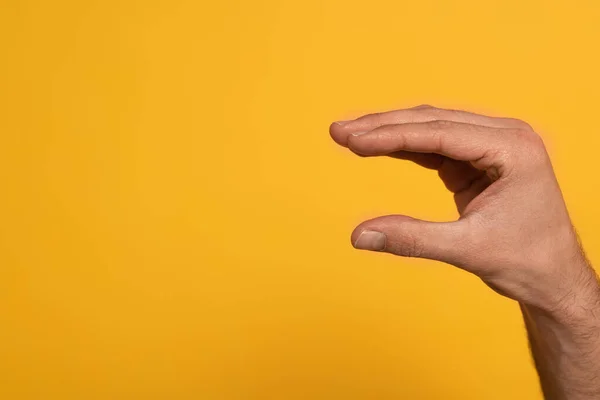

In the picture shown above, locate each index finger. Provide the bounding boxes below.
[347,120,514,173]
[330,105,531,146]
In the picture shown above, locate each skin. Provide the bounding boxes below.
[329,105,600,400]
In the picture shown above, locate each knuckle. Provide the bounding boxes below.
[509,128,549,164]
[511,128,546,149]
[371,112,383,125]
[412,104,434,110]
[510,127,532,138]
[426,119,454,129]
[424,120,453,151]
[505,118,533,131]
[356,112,381,125]
[399,235,425,258]
[510,127,537,143]
[417,107,445,120]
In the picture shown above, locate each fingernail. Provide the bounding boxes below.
[334,120,351,126]
[354,230,386,251]
[351,131,368,137]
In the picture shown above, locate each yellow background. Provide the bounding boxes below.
[1,1,599,399]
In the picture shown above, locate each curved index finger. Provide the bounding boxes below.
[330,105,531,146]
[347,120,513,172]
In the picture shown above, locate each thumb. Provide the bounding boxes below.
[351,215,469,265]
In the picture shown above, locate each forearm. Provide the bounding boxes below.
[521,265,600,400]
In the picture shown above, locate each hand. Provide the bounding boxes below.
[330,105,600,319]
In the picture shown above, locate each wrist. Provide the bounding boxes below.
[523,263,600,330]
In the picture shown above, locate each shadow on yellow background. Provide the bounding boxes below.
[1,1,599,399]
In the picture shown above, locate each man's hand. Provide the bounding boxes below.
[330,105,600,399]
[330,105,598,317]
